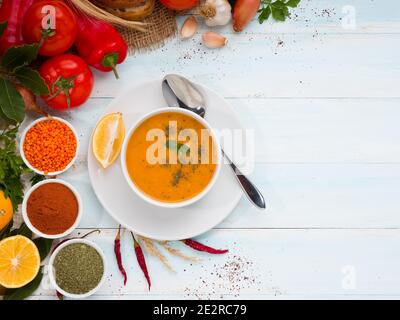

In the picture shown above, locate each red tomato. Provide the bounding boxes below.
[39,54,94,111]
[159,0,198,10]
[22,0,77,56]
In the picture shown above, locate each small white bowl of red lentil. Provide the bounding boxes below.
[22,179,82,239]
[19,116,79,176]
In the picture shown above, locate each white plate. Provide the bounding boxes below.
[88,79,244,240]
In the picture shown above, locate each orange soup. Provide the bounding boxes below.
[126,112,217,203]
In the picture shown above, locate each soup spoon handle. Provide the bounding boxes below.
[222,150,266,210]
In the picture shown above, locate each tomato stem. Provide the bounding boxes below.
[47,75,77,109]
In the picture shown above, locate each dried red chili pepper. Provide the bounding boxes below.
[0,0,34,54]
[51,229,101,254]
[56,291,64,300]
[114,225,127,286]
[182,239,229,254]
[131,232,151,290]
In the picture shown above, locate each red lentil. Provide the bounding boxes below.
[23,119,77,174]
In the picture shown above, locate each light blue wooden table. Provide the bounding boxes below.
[28,0,400,299]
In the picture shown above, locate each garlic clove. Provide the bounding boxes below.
[202,32,228,49]
[181,16,198,39]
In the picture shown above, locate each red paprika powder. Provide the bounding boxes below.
[26,182,79,235]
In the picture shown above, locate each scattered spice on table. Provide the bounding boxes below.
[182,239,229,254]
[53,243,104,295]
[184,254,261,298]
[23,119,77,174]
[27,182,78,235]
[114,225,127,285]
[131,232,151,290]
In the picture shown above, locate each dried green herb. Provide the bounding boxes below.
[171,168,183,187]
[53,243,104,295]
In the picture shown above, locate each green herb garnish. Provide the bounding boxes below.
[0,126,44,210]
[171,168,184,187]
[258,0,301,24]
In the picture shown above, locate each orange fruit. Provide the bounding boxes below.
[0,235,40,288]
[0,190,13,231]
[92,112,125,169]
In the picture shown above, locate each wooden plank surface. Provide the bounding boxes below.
[30,229,400,299]
[21,0,400,299]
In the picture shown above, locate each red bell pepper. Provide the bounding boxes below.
[0,0,34,54]
[74,13,128,79]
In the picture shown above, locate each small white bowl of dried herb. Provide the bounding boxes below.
[48,239,106,299]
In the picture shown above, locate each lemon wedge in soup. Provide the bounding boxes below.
[92,112,125,169]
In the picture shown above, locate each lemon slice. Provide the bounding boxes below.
[0,235,40,289]
[92,112,125,169]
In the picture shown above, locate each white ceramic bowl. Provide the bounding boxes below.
[120,107,222,209]
[19,116,79,176]
[48,239,106,299]
[22,179,82,239]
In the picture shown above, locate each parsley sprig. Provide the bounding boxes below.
[0,125,44,210]
[258,0,301,24]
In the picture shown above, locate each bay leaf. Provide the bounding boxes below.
[34,238,53,261]
[4,267,43,300]
[0,219,13,240]
[9,223,33,239]
[1,43,39,71]
[14,66,49,95]
[0,78,25,123]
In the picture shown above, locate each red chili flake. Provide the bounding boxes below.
[114,225,127,286]
[131,232,151,290]
[182,239,229,254]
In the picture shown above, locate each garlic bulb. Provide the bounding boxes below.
[200,0,232,27]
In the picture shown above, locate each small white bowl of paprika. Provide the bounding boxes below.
[20,116,79,176]
[22,179,82,239]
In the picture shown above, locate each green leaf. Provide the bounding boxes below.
[286,0,300,8]
[0,219,13,240]
[14,66,49,95]
[9,223,32,239]
[258,7,272,24]
[0,22,7,38]
[4,267,43,300]
[271,6,287,21]
[30,173,46,186]
[1,43,39,71]
[272,0,287,9]
[0,106,15,125]
[0,78,25,123]
[34,238,53,261]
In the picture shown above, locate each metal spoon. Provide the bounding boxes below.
[162,74,266,209]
